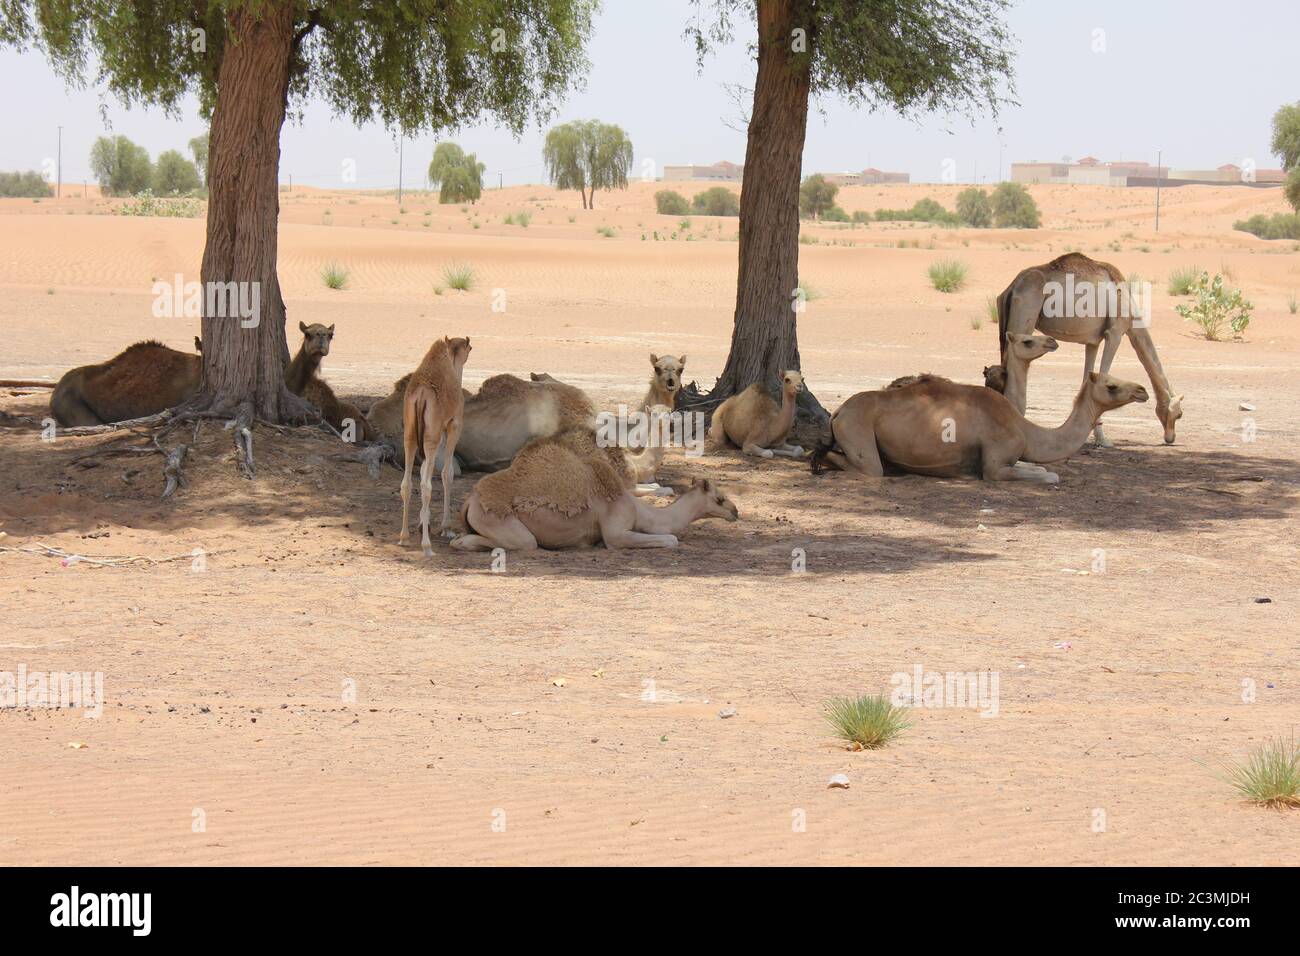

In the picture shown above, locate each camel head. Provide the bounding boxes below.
[1087,372,1149,412]
[982,365,1007,392]
[298,321,335,358]
[649,353,686,396]
[1004,331,1058,362]
[444,336,472,369]
[1159,394,1184,444]
[781,369,805,396]
[688,477,739,522]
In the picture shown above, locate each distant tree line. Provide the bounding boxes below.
[88,133,207,197]
[0,170,52,197]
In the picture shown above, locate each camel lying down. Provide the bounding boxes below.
[51,338,203,426]
[813,372,1148,484]
[451,428,738,551]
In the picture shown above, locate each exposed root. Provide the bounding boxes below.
[225,403,256,480]
[0,543,228,568]
[161,444,189,498]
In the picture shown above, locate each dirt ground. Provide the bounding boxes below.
[1,181,1296,865]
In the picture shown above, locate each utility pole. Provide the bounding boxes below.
[499,172,503,190]
[56,126,63,199]
[1155,148,1162,232]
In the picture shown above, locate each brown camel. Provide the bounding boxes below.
[708,370,805,458]
[450,428,738,551]
[813,372,1149,485]
[997,252,1182,445]
[398,336,471,556]
[367,370,597,471]
[642,354,686,411]
[50,337,203,426]
[286,322,371,441]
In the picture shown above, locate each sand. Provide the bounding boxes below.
[0,181,1296,865]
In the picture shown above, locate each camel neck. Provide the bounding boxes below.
[775,388,797,434]
[286,347,321,393]
[1020,388,1099,463]
[1004,358,1029,411]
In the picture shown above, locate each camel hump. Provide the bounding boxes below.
[886,373,950,390]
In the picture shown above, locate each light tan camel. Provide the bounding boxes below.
[368,371,597,472]
[813,372,1149,485]
[398,336,471,556]
[450,428,738,551]
[997,252,1182,445]
[286,322,371,440]
[709,370,805,458]
[642,354,686,411]
[51,337,203,426]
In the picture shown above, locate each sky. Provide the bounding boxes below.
[1,0,1295,190]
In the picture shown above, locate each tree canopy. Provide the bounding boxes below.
[188,132,209,187]
[428,142,486,203]
[799,174,838,219]
[89,135,153,196]
[543,119,633,208]
[1271,102,1300,213]
[956,187,993,227]
[153,149,203,195]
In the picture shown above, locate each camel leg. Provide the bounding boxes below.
[1002,274,1047,414]
[438,422,462,537]
[741,442,775,459]
[398,396,420,547]
[826,427,884,477]
[50,392,103,427]
[417,454,435,557]
[985,460,1059,484]
[398,457,415,547]
[633,483,673,497]
[450,496,538,552]
[602,498,678,548]
[1090,325,1127,448]
[771,443,805,458]
[1080,342,1112,447]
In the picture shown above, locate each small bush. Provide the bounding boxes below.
[442,262,475,291]
[691,186,740,217]
[822,694,911,750]
[1218,735,1300,808]
[504,210,531,227]
[0,170,53,198]
[956,187,993,228]
[1175,272,1252,340]
[1288,291,1298,315]
[116,190,203,218]
[1233,213,1300,241]
[795,281,821,303]
[654,189,690,216]
[991,182,1041,228]
[321,263,349,290]
[595,225,616,238]
[927,257,968,293]
[851,210,873,224]
[875,197,959,226]
[823,204,850,222]
[1167,265,1202,295]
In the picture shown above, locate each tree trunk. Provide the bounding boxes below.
[682,0,828,429]
[195,2,309,423]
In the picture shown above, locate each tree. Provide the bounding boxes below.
[1271,102,1300,213]
[0,170,52,197]
[153,149,203,195]
[543,119,633,209]
[683,0,1014,423]
[3,1,595,424]
[955,187,992,227]
[692,186,740,216]
[991,181,1041,228]
[798,174,837,219]
[655,189,691,215]
[189,132,209,187]
[88,135,153,196]
[428,142,485,203]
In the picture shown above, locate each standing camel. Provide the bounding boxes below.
[398,336,471,556]
[997,252,1182,445]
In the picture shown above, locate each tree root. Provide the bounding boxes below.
[0,379,56,388]
[0,542,227,568]
[226,403,256,479]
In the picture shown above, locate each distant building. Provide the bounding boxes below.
[818,167,910,186]
[662,160,743,182]
[1011,157,1279,188]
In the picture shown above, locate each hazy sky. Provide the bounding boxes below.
[1,0,1294,189]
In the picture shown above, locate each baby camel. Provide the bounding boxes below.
[399,336,471,556]
[642,354,686,411]
[813,372,1148,484]
[709,370,805,458]
[451,428,738,551]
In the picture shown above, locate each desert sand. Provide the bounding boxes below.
[0,180,1296,864]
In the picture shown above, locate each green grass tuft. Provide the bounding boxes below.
[822,694,911,750]
[1218,735,1300,808]
[320,263,349,290]
[927,257,968,293]
[442,262,475,292]
[1167,264,1202,295]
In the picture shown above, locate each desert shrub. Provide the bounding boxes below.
[654,189,690,216]
[851,209,873,224]
[927,257,968,292]
[822,204,850,222]
[321,263,349,289]
[1218,735,1300,808]
[822,694,911,750]
[875,197,959,226]
[595,224,616,238]
[0,170,53,198]
[1175,272,1252,340]
[1167,264,1202,295]
[991,182,1041,228]
[691,186,740,216]
[116,190,203,218]
[1233,213,1300,241]
[442,262,475,291]
[956,187,993,227]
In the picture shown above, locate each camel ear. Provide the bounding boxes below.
[1004,331,1016,343]
[327,324,335,334]
[298,321,308,334]
[650,353,659,365]
[699,478,712,492]
[678,355,687,366]
[1088,372,1099,383]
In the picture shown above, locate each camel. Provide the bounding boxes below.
[642,354,686,411]
[286,322,371,440]
[398,336,471,556]
[812,372,1149,485]
[450,427,738,551]
[997,252,1182,445]
[708,370,805,458]
[368,370,597,472]
[50,337,203,426]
